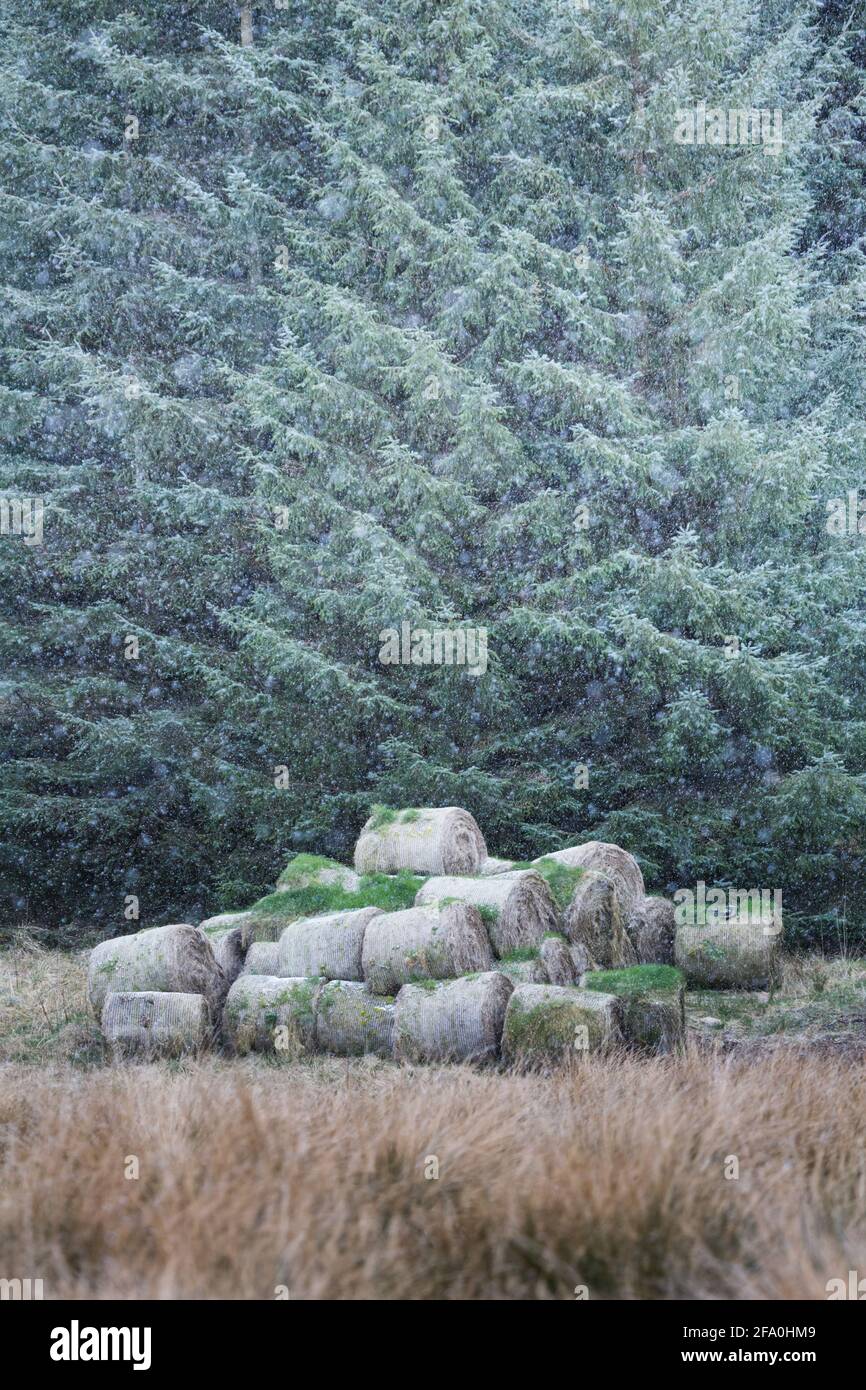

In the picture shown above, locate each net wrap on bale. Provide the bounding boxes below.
[501,984,622,1067]
[101,991,211,1059]
[316,981,395,1057]
[414,871,558,956]
[541,842,645,918]
[88,924,226,1021]
[223,975,321,1055]
[562,871,637,969]
[243,941,281,975]
[361,903,493,995]
[354,806,487,877]
[394,972,513,1064]
[675,919,782,990]
[277,906,382,982]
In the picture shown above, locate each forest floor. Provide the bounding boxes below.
[1,942,865,1298]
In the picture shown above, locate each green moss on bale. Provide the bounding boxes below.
[583,964,684,996]
[512,858,586,912]
[248,869,425,927]
[505,997,580,1053]
[276,853,348,886]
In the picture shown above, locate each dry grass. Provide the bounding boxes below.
[2,943,866,1299]
[0,1051,865,1299]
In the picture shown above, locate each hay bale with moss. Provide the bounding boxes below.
[479,856,516,876]
[562,870,637,969]
[277,906,382,982]
[242,941,280,975]
[394,972,513,1064]
[582,965,685,1053]
[493,952,548,985]
[223,974,321,1055]
[502,984,622,1067]
[315,980,395,1057]
[414,871,558,956]
[88,924,226,1022]
[626,896,676,964]
[675,920,781,990]
[102,991,211,1059]
[361,903,493,995]
[354,806,487,877]
[540,842,645,917]
[198,924,246,989]
[538,934,577,985]
[276,853,360,894]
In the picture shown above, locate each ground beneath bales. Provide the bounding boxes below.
[1,943,865,1299]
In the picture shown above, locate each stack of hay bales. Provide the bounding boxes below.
[581,965,685,1053]
[675,918,781,990]
[91,812,693,1066]
[89,923,226,1059]
[501,984,622,1068]
[414,870,559,956]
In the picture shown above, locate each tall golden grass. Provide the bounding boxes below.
[1,1049,865,1300]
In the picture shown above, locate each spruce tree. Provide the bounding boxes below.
[0,1,863,944]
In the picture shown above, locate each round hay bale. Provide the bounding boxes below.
[626,896,676,964]
[199,911,254,935]
[277,906,382,982]
[675,921,782,990]
[501,984,622,1067]
[361,903,493,996]
[88,925,226,1022]
[315,980,395,1057]
[562,870,637,969]
[198,925,246,989]
[414,871,558,956]
[394,972,513,1064]
[101,991,210,1060]
[539,842,645,917]
[223,975,321,1056]
[582,965,685,1054]
[276,853,360,894]
[478,856,516,876]
[538,934,577,985]
[242,941,280,975]
[493,955,548,985]
[354,806,487,877]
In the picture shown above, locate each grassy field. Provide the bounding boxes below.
[2,941,866,1299]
